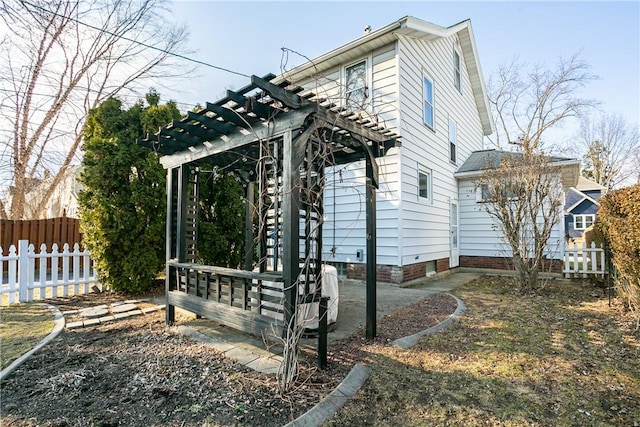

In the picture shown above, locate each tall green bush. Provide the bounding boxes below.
[197,169,246,268]
[597,183,640,319]
[79,92,180,293]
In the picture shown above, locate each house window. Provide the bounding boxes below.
[345,60,367,111]
[477,182,519,202]
[574,214,595,230]
[418,166,432,202]
[423,75,435,130]
[453,49,461,91]
[449,121,457,164]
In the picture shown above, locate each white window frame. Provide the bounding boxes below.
[449,120,457,164]
[453,48,461,92]
[418,165,432,202]
[574,214,595,230]
[423,74,435,130]
[344,59,368,111]
[476,182,519,203]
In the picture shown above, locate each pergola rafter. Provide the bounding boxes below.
[139,73,399,367]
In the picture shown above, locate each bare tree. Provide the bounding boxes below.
[483,54,597,289]
[479,152,565,292]
[576,113,640,190]
[0,0,189,219]
[488,54,598,153]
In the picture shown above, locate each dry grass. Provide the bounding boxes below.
[326,277,640,426]
[0,304,54,370]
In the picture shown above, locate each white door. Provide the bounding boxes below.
[450,200,459,268]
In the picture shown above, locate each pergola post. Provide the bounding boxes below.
[282,130,300,332]
[365,156,377,339]
[165,167,177,324]
[176,164,190,263]
[243,180,255,271]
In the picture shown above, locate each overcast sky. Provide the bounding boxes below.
[162,0,639,150]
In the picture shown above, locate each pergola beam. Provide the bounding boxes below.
[205,102,256,129]
[159,108,312,169]
[226,89,275,120]
[251,75,308,109]
[186,111,234,135]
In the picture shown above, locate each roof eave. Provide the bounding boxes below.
[455,159,582,187]
[274,17,407,84]
[276,16,494,136]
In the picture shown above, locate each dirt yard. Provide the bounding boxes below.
[0,290,457,426]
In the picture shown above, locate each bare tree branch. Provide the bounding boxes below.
[487,54,598,153]
[0,0,192,219]
[573,113,640,190]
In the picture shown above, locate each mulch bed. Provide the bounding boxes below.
[0,290,457,427]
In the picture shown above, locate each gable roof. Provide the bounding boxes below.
[564,176,605,213]
[275,16,494,136]
[454,149,581,187]
[565,186,601,213]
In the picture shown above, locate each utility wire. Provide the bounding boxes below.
[19,0,250,79]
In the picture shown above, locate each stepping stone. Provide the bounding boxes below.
[111,301,125,307]
[66,321,84,329]
[111,303,138,313]
[79,307,109,318]
[124,299,139,304]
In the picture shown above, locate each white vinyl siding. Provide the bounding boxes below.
[458,178,565,260]
[322,154,401,266]
[292,43,401,267]
[397,32,485,264]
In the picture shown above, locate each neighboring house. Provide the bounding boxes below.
[4,165,83,219]
[564,176,606,244]
[279,16,494,283]
[454,150,581,270]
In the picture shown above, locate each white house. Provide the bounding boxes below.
[3,165,83,219]
[454,149,581,271]
[278,16,493,282]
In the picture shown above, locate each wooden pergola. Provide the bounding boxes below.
[139,74,398,367]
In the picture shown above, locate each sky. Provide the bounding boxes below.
[161,0,640,151]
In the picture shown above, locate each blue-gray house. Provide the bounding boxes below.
[564,176,606,243]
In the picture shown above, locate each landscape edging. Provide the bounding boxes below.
[0,304,65,381]
[283,363,372,427]
[391,293,466,349]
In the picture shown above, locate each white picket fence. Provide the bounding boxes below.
[563,241,607,278]
[0,240,101,304]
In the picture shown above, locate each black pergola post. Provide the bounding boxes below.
[282,131,301,332]
[243,179,255,271]
[365,156,377,340]
[165,167,177,325]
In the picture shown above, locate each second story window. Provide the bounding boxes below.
[345,60,367,111]
[453,49,461,91]
[423,75,435,130]
[449,121,457,164]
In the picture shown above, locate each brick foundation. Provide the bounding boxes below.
[346,257,451,284]
[344,255,562,284]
